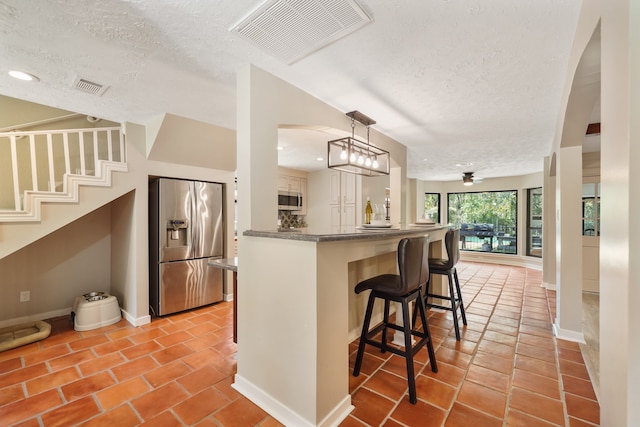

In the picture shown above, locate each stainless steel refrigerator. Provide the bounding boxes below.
[149,178,224,316]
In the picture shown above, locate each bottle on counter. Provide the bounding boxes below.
[365,197,373,224]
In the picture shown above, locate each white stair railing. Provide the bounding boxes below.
[0,126,126,218]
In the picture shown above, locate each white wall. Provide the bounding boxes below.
[555,145,584,340]
[0,204,112,325]
[306,169,336,230]
[599,0,640,425]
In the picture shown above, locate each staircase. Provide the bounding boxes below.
[0,126,127,223]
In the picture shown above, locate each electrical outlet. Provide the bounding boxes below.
[20,291,30,302]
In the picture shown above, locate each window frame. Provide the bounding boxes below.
[423,192,441,223]
[526,187,542,257]
[582,180,601,237]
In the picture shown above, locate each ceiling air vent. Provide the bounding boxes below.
[73,77,109,96]
[230,0,372,64]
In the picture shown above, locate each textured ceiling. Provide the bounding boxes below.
[0,0,582,181]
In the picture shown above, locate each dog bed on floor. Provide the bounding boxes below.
[0,320,51,352]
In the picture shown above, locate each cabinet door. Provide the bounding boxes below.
[278,175,301,192]
[287,176,301,192]
[329,171,357,230]
[298,178,307,215]
[278,176,289,191]
[342,172,356,204]
[342,172,357,227]
[329,171,341,205]
[342,204,356,228]
[330,204,341,232]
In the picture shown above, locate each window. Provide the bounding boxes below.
[423,193,440,223]
[526,187,542,257]
[582,182,600,236]
[448,190,518,254]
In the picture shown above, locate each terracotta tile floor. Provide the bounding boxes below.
[0,262,599,426]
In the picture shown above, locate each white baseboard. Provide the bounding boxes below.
[542,281,557,290]
[223,293,234,302]
[0,307,150,329]
[318,395,353,427]
[552,321,586,344]
[0,307,72,328]
[232,374,353,427]
[121,309,150,327]
[461,252,542,270]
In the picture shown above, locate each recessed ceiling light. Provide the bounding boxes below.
[277,146,284,150]
[8,70,39,82]
[316,157,324,161]
[456,162,473,167]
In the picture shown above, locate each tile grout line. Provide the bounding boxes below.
[543,285,574,427]
[479,266,516,427]
[507,268,565,427]
[502,267,525,427]
[441,263,498,423]
[547,288,600,427]
[466,265,518,426]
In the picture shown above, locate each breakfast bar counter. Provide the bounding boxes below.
[233,225,449,427]
[244,224,445,242]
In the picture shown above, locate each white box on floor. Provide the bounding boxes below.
[73,293,121,331]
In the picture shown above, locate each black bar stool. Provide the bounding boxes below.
[426,228,467,340]
[352,236,438,404]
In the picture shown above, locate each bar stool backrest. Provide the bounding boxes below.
[398,236,430,295]
[444,228,461,269]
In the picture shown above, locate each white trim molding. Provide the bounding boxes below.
[0,307,71,329]
[542,281,557,290]
[121,309,150,327]
[553,321,586,344]
[460,252,542,270]
[232,374,354,427]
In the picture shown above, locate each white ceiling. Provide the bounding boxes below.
[0,0,584,181]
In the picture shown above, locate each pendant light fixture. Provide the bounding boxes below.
[327,111,390,176]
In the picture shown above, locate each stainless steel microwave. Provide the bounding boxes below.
[278,190,303,210]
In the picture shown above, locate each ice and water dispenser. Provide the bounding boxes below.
[167,219,188,246]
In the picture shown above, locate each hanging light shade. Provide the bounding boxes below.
[462,172,474,186]
[327,111,390,176]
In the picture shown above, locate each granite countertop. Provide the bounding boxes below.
[207,257,238,272]
[243,224,449,242]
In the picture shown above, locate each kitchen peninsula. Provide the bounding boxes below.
[232,225,449,427]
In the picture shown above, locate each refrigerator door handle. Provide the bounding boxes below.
[189,181,198,259]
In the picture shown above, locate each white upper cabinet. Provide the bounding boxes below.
[279,174,307,215]
[278,175,301,193]
[329,171,356,232]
